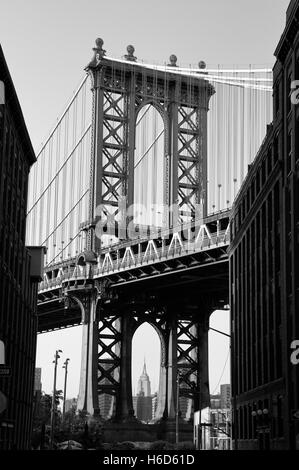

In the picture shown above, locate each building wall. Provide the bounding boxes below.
[229,0,299,450]
[0,47,40,450]
[152,393,157,420]
[220,384,231,410]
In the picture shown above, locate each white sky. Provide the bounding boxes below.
[0,0,290,398]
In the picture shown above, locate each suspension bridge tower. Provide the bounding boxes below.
[73,39,217,442]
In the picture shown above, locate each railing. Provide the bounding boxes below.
[39,227,229,292]
[98,229,229,274]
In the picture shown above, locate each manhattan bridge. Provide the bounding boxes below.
[26,39,272,440]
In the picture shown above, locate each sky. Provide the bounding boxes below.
[0,0,291,398]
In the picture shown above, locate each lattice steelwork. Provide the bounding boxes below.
[83,42,214,253]
[177,105,203,222]
[177,319,199,398]
[98,315,121,417]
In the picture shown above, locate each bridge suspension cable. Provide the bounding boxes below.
[26,73,92,264]
[26,56,273,265]
[35,75,89,161]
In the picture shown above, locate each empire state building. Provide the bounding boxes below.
[133,360,153,423]
[137,360,151,397]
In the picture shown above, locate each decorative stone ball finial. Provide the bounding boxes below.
[198,60,206,69]
[168,54,178,67]
[125,45,137,62]
[93,38,106,60]
[87,37,106,68]
[127,45,135,55]
[95,38,104,49]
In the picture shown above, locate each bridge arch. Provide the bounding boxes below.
[133,102,169,229]
[131,320,167,422]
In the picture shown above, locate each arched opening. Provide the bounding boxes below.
[206,309,231,450]
[134,104,166,228]
[131,322,162,423]
[208,309,231,397]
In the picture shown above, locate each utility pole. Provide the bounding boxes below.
[198,386,202,450]
[62,358,70,421]
[50,349,62,449]
[175,371,181,445]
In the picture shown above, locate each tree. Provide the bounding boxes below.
[31,390,64,449]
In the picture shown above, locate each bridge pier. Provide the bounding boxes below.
[76,289,100,416]
[166,316,178,420]
[198,316,210,411]
[115,314,135,421]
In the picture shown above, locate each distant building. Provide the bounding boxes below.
[178,394,189,420]
[133,361,154,423]
[220,384,231,409]
[210,394,221,409]
[98,363,113,420]
[0,45,45,450]
[137,360,151,397]
[135,391,152,423]
[194,406,231,450]
[65,398,77,414]
[152,393,158,420]
[34,368,42,392]
[178,360,192,420]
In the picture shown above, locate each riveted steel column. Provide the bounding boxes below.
[77,289,100,415]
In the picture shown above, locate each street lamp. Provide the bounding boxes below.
[251,408,270,450]
[62,358,70,422]
[50,349,62,449]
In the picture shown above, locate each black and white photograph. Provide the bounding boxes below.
[0,0,298,460]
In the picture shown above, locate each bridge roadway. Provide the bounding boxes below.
[37,209,230,333]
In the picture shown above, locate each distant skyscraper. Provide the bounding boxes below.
[34,368,42,392]
[137,360,151,397]
[135,392,152,423]
[133,361,153,423]
[220,384,231,409]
